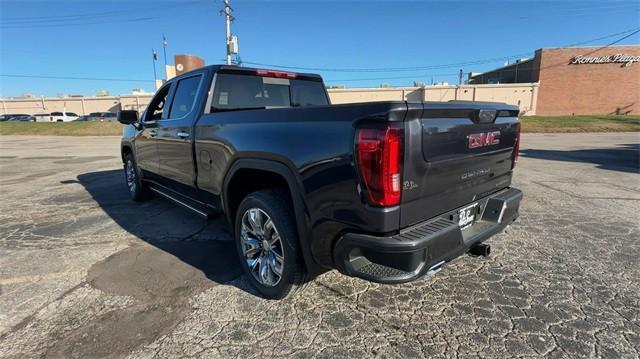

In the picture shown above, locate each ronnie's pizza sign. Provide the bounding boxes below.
[570,53,640,67]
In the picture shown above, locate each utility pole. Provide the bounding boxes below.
[222,0,238,65]
[223,0,232,65]
[458,69,464,85]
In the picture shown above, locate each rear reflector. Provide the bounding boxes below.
[356,123,403,207]
[255,69,298,79]
[512,123,521,169]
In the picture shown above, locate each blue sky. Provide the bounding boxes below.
[1,0,639,97]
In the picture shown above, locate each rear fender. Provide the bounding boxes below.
[222,159,322,276]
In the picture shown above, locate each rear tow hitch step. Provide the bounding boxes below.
[469,243,491,257]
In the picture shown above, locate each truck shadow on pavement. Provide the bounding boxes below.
[74,169,252,295]
[520,143,639,173]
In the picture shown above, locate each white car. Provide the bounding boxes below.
[33,113,51,122]
[34,111,79,122]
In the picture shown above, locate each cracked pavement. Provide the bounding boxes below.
[0,133,639,358]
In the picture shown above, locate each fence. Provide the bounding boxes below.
[1,83,539,116]
[329,83,538,115]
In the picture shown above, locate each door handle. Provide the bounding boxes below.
[177,131,190,139]
[149,130,157,137]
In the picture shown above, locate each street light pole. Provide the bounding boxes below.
[151,49,158,89]
[162,34,168,77]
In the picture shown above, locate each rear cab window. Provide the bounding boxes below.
[210,71,328,112]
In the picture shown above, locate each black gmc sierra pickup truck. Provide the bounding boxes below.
[118,65,523,299]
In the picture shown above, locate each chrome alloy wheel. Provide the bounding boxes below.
[240,208,285,287]
[125,159,136,193]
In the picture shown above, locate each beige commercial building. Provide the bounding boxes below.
[329,83,538,115]
[1,83,539,117]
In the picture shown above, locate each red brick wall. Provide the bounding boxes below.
[535,46,640,116]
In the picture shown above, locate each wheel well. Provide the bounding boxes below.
[225,168,291,225]
[121,145,132,163]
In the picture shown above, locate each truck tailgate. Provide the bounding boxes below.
[400,101,520,228]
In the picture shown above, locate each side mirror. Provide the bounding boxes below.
[118,110,139,125]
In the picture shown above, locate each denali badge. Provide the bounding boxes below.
[461,168,490,180]
[467,131,501,149]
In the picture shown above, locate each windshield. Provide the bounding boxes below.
[211,73,328,112]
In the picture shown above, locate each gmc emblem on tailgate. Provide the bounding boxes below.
[467,131,501,149]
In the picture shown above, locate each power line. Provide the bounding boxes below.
[1,16,156,29]
[538,28,640,72]
[0,3,205,28]
[329,29,640,83]
[241,28,640,73]
[465,29,640,84]
[1,2,205,24]
[0,74,154,83]
[2,29,638,86]
[240,56,531,73]
[326,73,459,83]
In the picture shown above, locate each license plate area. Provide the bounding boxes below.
[458,203,478,229]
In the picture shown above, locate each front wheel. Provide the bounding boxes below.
[234,189,306,299]
[123,153,150,201]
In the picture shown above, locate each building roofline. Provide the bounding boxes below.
[539,44,640,50]
[469,58,534,78]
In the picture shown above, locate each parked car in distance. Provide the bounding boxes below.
[8,114,36,122]
[74,115,90,121]
[1,114,29,121]
[34,112,79,122]
[33,113,51,122]
[119,65,523,299]
[51,111,79,122]
[88,112,117,122]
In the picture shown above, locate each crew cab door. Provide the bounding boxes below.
[136,83,173,177]
[154,72,205,196]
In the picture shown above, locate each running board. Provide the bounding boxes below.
[148,186,216,219]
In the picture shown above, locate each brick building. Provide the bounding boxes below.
[470,45,640,115]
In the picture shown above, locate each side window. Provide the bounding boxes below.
[168,75,202,118]
[146,85,171,121]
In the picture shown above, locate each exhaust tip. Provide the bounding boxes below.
[469,243,491,257]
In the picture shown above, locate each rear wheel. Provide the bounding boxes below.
[123,153,150,201]
[234,189,306,299]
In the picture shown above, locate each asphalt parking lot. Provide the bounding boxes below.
[0,133,639,358]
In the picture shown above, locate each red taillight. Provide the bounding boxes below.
[356,123,403,207]
[256,69,298,79]
[512,123,521,169]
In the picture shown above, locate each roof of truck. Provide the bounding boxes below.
[175,64,323,81]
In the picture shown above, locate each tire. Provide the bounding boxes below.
[234,189,306,299]
[123,153,150,202]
